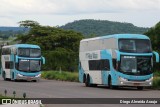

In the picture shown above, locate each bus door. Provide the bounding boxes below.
[101,59,110,85]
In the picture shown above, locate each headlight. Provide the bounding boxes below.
[35,74,41,77]
[17,73,23,77]
[146,77,153,82]
[119,77,128,81]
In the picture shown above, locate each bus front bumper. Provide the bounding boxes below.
[16,73,41,81]
[118,77,153,87]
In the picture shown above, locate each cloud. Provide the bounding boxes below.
[0,0,160,15]
[0,0,160,27]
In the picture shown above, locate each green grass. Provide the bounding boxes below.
[0,95,8,98]
[41,71,79,82]
[154,71,160,77]
[153,77,160,89]
[0,94,10,104]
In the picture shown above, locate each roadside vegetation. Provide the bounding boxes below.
[41,71,78,82]
[0,20,160,89]
[153,77,160,89]
[153,71,160,89]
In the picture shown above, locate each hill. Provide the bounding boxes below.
[0,27,28,31]
[0,27,29,40]
[60,19,149,37]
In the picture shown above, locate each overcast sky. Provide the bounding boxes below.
[0,0,160,27]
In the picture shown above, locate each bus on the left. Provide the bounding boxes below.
[0,44,45,82]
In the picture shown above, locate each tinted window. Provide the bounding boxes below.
[5,61,14,69]
[119,39,152,53]
[89,59,110,70]
[18,48,41,57]
[18,60,41,72]
[2,48,11,55]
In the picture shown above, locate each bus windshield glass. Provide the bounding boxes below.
[119,39,152,53]
[120,56,152,75]
[18,48,41,57]
[18,60,41,72]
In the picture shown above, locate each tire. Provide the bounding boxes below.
[83,74,86,83]
[137,86,143,90]
[12,72,15,81]
[92,84,97,87]
[108,77,112,89]
[108,76,116,89]
[85,75,90,87]
[85,75,97,87]
[2,71,6,81]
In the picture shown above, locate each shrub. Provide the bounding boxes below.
[152,77,160,89]
[41,71,78,82]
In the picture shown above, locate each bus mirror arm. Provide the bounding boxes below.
[41,56,45,64]
[15,56,18,63]
[153,51,159,63]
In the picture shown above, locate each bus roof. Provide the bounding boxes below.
[81,34,150,42]
[2,44,40,49]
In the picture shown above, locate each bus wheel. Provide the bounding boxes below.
[108,76,113,89]
[85,75,90,87]
[12,72,14,80]
[137,86,143,90]
[2,71,6,81]
[83,74,86,83]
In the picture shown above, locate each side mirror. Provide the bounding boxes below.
[15,56,18,63]
[115,50,120,61]
[153,51,159,63]
[41,56,45,64]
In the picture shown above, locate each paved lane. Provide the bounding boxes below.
[0,77,160,107]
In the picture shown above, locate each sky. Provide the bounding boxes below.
[0,0,160,27]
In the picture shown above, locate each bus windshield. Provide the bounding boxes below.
[18,60,41,72]
[120,56,152,75]
[119,39,152,53]
[18,48,41,57]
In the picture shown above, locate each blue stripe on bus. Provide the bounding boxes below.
[16,70,41,77]
[100,50,115,85]
[100,34,150,40]
[116,72,153,81]
[14,44,40,48]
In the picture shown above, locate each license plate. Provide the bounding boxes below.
[133,83,140,86]
[27,77,32,80]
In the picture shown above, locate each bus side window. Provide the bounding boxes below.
[89,59,110,71]
[101,59,110,70]
[2,48,11,55]
[112,59,116,70]
[5,61,14,69]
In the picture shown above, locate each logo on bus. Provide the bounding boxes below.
[86,53,98,59]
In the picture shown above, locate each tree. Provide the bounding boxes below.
[144,22,160,51]
[16,20,84,71]
[18,20,40,28]
[144,21,160,71]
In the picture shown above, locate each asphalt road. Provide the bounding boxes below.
[0,77,160,107]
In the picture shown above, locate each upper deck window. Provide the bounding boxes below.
[118,39,152,53]
[18,48,41,57]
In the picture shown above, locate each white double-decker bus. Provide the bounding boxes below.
[79,34,159,90]
[0,44,45,82]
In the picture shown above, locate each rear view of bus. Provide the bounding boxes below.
[79,34,159,90]
[1,44,45,82]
